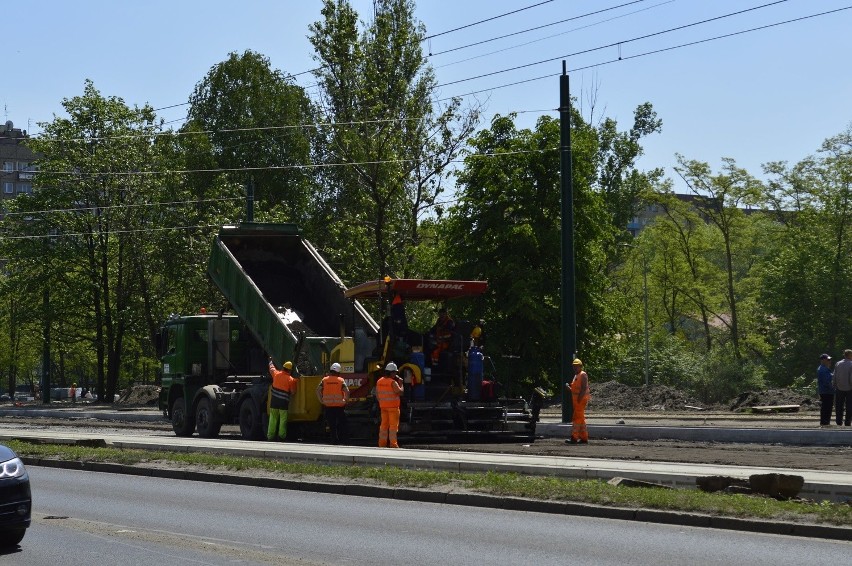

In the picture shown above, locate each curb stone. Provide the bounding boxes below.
[22,457,852,542]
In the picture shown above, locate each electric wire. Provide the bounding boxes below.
[429,0,649,56]
[12,147,556,178]
[0,196,243,218]
[437,0,791,88]
[20,1,850,174]
[434,0,674,70]
[437,4,852,101]
[423,0,556,40]
[0,223,223,241]
[33,1,800,144]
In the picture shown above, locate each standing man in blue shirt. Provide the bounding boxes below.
[817,353,834,427]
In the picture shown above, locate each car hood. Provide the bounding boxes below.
[0,444,18,462]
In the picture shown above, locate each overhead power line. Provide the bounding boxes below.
[23,147,556,178]
[1,196,243,218]
[429,0,649,56]
[438,0,791,88]
[434,0,674,69]
[32,117,423,143]
[0,223,222,241]
[438,4,852,101]
[290,0,559,78]
[423,0,556,40]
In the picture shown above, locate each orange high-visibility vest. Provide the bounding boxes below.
[321,375,347,407]
[268,362,296,408]
[376,376,402,408]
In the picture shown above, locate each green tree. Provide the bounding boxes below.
[308,0,479,283]
[186,50,315,215]
[758,126,852,381]
[441,110,630,391]
[673,156,763,360]
[3,81,231,403]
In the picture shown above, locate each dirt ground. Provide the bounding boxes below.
[5,382,848,473]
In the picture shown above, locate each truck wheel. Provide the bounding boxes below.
[171,396,195,437]
[196,397,222,439]
[239,398,263,440]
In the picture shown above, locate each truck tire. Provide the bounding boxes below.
[196,397,222,439]
[239,398,263,440]
[171,396,195,437]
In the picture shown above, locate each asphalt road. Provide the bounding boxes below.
[5,466,850,566]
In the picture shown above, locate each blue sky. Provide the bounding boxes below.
[4,0,850,187]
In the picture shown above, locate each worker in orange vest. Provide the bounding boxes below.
[566,358,591,444]
[267,358,297,441]
[376,362,404,448]
[430,307,455,364]
[316,362,349,444]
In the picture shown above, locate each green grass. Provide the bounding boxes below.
[10,439,852,526]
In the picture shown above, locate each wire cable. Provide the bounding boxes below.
[434,0,674,69]
[0,223,223,241]
[437,4,852,101]
[429,0,648,56]
[20,147,556,178]
[0,196,243,218]
[438,0,791,88]
[423,0,556,40]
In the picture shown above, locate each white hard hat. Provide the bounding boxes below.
[330,362,342,372]
[385,362,398,372]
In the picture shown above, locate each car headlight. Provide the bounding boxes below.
[0,457,27,479]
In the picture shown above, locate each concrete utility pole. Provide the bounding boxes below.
[559,61,577,424]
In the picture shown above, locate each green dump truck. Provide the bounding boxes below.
[157,222,379,439]
[158,222,539,441]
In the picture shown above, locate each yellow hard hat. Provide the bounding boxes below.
[572,359,583,366]
[471,327,482,339]
[283,361,293,370]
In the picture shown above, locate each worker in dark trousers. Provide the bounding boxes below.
[267,359,297,441]
[316,362,349,444]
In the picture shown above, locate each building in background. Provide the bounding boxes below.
[0,120,36,203]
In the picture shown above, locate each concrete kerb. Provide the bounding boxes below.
[19,456,852,542]
[5,429,852,503]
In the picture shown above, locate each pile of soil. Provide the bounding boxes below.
[588,381,708,411]
[545,381,820,413]
[116,385,160,406]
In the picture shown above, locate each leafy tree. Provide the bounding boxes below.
[673,156,763,360]
[598,102,663,241]
[441,108,632,391]
[758,126,852,381]
[3,81,232,403]
[308,0,479,283]
[185,50,315,215]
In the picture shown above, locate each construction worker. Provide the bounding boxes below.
[430,307,456,364]
[316,362,349,444]
[566,358,591,444]
[267,358,297,441]
[377,362,404,448]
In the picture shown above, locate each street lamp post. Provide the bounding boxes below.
[623,243,650,386]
